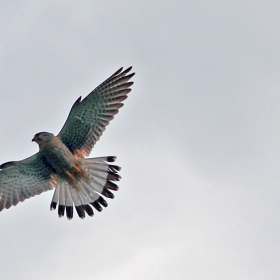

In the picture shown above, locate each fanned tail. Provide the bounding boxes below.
[50,156,121,219]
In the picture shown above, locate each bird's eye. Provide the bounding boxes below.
[37,137,42,141]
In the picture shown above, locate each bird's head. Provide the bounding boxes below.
[32,132,54,149]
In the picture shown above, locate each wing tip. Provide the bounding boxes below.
[50,201,57,210]
[107,156,116,162]
[123,66,133,73]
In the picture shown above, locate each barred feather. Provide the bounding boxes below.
[50,156,120,219]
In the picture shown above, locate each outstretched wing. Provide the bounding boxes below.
[0,153,57,211]
[57,66,135,158]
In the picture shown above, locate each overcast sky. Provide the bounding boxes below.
[0,1,280,279]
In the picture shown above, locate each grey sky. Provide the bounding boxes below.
[0,1,279,279]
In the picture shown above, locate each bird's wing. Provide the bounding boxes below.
[0,153,58,211]
[57,66,135,158]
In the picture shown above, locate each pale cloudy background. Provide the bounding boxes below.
[0,1,279,279]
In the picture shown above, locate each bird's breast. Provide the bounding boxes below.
[41,141,78,177]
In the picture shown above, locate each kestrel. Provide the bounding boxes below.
[0,67,134,219]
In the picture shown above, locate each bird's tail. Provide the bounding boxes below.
[50,156,121,219]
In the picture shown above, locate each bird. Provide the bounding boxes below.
[0,66,134,219]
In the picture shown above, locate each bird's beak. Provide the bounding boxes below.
[32,136,36,142]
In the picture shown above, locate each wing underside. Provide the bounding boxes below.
[0,153,56,211]
[58,67,135,158]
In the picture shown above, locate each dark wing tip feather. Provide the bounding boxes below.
[90,201,103,212]
[50,201,57,210]
[101,189,114,199]
[107,156,116,162]
[111,67,123,77]
[66,206,73,219]
[110,66,133,77]
[98,196,108,207]
[84,204,94,216]
[107,171,121,181]
[75,205,86,219]
[58,205,66,217]
[108,164,121,172]
[123,66,133,74]
[105,181,119,191]
[116,73,135,85]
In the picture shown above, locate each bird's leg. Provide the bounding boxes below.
[66,171,75,180]
[73,166,82,173]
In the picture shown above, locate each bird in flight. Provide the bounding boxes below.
[0,67,134,219]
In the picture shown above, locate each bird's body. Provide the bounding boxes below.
[0,67,134,219]
[33,132,88,190]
